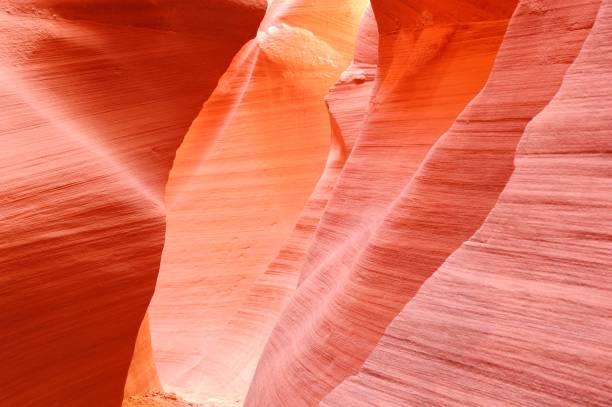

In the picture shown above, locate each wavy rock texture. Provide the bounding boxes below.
[3,0,612,406]
[163,6,379,407]
[0,1,263,406]
[320,0,604,404]
[245,1,520,406]
[174,6,379,407]
[322,0,612,405]
[148,0,369,404]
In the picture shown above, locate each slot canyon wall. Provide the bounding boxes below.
[1,0,611,407]
[0,0,265,406]
[148,0,371,404]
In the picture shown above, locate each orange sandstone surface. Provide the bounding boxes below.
[148,1,370,404]
[0,1,264,406]
[2,0,612,406]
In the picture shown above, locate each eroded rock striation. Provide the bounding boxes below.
[322,1,612,404]
[170,5,379,406]
[2,0,612,406]
[0,1,264,405]
[148,1,370,404]
[321,0,606,404]
[246,1,521,405]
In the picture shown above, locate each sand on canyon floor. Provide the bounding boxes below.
[122,392,242,407]
[122,392,199,407]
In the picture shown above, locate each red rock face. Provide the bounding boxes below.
[159,6,378,406]
[0,1,263,406]
[3,0,612,406]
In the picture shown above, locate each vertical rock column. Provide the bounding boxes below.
[177,6,379,407]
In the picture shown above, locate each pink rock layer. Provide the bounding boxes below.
[246,1,520,405]
[0,1,263,406]
[321,0,605,404]
[322,0,612,404]
[148,0,369,404]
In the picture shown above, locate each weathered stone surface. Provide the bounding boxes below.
[321,0,607,404]
[3,1,612,406]
[245,2,519,405]
[148,0,369,404]
[0,1,263,405]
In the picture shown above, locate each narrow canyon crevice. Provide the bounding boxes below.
[246,1,520,405]
[2,1,612,407]
[147,1,370,404]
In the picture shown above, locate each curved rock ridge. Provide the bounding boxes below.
[0,1,264,406]
[148,0,369,404]
[320,0,604,404]
[245,1,519,405]
[322,0,612,404]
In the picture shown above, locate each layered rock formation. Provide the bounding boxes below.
[246,1,522,405]
[3,0,612,406]
[322,1,612,404]
[245,0,612,406]
[148,1,370,404]
[0,1,263,406]
[159,5,379,406]
[320,0,607,405]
